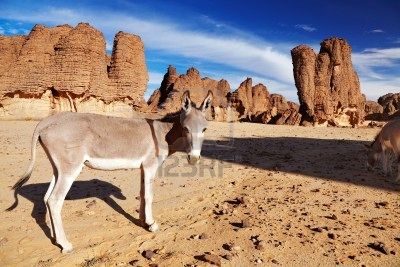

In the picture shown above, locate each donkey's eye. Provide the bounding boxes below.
[183,127,189,133]
[202,128,207,133]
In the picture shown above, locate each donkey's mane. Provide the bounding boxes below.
[159,102,199,123]
[159,110,182,123]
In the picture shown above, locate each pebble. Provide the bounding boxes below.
[326,214,337,220]
[256,241,266,251]
[202,253,221,266]
[311,227,323,233]
[375,201,388,208]
[190,234,200,240]
[368,242,389,255]
[200,233,208,239]
[242,219,252,228]
[230,245,240,251]
[327,233,336,240]
[142,250,155,260]
[224,254,233,261]
[129,259,139,266]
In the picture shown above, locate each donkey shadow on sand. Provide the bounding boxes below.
[201,136,400,192]
[8,178,141,242]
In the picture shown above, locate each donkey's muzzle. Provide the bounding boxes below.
[187,155,200,165]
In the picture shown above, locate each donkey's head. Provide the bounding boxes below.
[180,90,213,165]
[364,141,381,170]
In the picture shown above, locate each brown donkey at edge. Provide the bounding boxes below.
[7,90,213,253]
[366,118,400,181]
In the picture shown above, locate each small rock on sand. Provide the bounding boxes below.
[201,253,221,266]
[368,242,389,255]
[142,250,155,260]
[242,219,252,228]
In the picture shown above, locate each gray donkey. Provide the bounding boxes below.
[8,90,212,253]
[366,118,400,181]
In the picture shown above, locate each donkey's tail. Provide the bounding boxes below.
[6,126,41,211]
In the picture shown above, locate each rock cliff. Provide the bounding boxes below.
[0,23,148,120]
[291,38,365,126]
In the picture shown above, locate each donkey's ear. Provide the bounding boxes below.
[201,90,213,112]
[181,90,192,112]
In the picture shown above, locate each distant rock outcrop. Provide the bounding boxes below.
[364,100,384,121]
[291,37,365,127]
[229,78,301,125]
[378,93,400,118]
[148,66,231,121]
[0,23,148,120]
[149,68,301,125]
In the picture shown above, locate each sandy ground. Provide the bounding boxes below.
[0,121,399,267]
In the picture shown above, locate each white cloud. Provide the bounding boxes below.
[295,24,316,32]
[148,71,165,86]
[1,6,398,103]
[353,47,400,99]
[105,40,113,52]
[353,47,400,79]
[8,28,19,34]
[0,6,294,85]
[0,26,4,35]
[369,29,385,33]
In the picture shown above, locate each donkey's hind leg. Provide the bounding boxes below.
[44,175,56,238]
[47,163,83,253]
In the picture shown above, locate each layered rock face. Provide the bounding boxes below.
[230,78,301,125]
[0,23,148,120]
[148,66,231,121]
[291,38,365,126]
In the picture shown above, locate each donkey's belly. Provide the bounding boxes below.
[84,157,142,170]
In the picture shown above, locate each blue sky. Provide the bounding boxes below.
[0,0,399,102]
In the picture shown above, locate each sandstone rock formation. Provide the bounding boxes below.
[230,78,301,125]
[378,93,400,118]
[147,66,231,121]
[0,23,148,120]
[291,37,365,127]
[363,94,400,122]
[149,68,302,125]
[364,100,384,121]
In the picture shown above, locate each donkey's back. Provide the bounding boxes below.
[379,119,400,153]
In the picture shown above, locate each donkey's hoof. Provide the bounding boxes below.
[148,222,159,232]
[61,243,74,254]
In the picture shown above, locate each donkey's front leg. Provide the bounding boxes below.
[382,151,390,175]
[140,157,163,232]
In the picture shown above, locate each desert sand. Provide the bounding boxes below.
[0,121,399,266]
